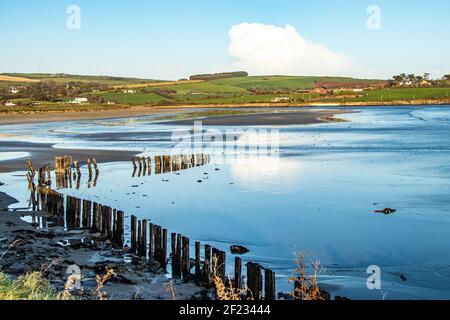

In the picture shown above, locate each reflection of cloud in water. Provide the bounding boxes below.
[230,156,303,193]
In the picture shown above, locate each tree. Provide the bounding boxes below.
[442,74,450,81]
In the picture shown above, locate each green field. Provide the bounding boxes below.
[327,88,450,102]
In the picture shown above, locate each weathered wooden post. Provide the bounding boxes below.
[130,215,137,254]
[203,244,211,284]
[141,219,148,257]
[175,234,182,278]
[234,257,242,290]
[195,241,201,281]
[149,223,154,261]
[182,236,190,281]
[115,210,124,247]
[264,269,276,300]
[247,262,263,300]
[92,158,99,175]
[87,159,93,178]
[171,233,179,278]
[162,228,168,269]
[82,200,91,229]
[137,220,142,256]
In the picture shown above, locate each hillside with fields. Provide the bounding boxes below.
[1,73,450,112]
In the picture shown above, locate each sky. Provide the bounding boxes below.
[0,0,449,80]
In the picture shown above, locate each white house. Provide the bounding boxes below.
[5,102,17,107]
[271,96,290,103]
[123,89,136,94]
[10,87,19,94]
[70,97,88,104]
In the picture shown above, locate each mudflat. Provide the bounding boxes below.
[159,109,349,126]
[0,141,138,173]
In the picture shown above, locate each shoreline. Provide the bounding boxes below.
[0,191,207,300]
[1,100,449,126]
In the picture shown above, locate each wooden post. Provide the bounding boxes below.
[141,219,148,257]
[82,200,91,229]
[87,159,93,178]
[162,228,168,269]
[182,236,190,281]
[149,223,154,261]
[195,241,201,281]
[92,202,98,230]
[92,158,99,174]
[116,210,124,247]
[171,233,179,278]
[264,269,276,301]
[137,220,142,256]
[247,262,263,300]
[130,215,137,254]
[203,244,211,284]
[175,234,182,278]
[234,257,242,290]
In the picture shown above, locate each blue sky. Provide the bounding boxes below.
[0,0,449,79]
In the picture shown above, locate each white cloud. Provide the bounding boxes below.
[228,23,363,77]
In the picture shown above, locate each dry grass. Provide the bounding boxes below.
[288,252,325,301]
[212,256,244,300]
[0,272,59,300]
[0,75,39,83]
[92,268,116,300]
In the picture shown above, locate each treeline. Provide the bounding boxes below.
[0,81,109,102]
[392,73,450,87]
[189,71,248,81]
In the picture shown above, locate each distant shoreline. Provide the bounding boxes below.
[0,100,449,125]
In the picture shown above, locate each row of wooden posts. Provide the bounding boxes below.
[25,157,100,192]
[40,189,276,300]
[131,153,211,177]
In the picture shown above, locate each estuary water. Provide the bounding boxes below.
[1,106,450,300]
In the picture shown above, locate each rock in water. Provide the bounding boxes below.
[230,245,249,255]
[374,208,397,215]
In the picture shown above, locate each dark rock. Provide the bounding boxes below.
[6,262,30,275]
[374,208,397,215]
[230,245,249,255]
[400,274,407,281]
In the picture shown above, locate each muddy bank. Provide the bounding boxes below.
[0,192,209,300]
[0,141,139,173]
[158,110,349,126]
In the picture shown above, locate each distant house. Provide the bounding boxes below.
[271,96,290,103]
[10,87,19,94]
[123,89,136,94]
[5,102,17,107]
[312,87,329,95]
[399,81,413,87]
[107,101,116,105]
[70,97,88,104]
[420,80,432,87]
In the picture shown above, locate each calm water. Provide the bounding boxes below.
[1,106,450,300]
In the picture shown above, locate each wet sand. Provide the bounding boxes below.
[0,141,138,173]
[159,110,348,126]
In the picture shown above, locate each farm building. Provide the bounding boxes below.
[70,97,88,104]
